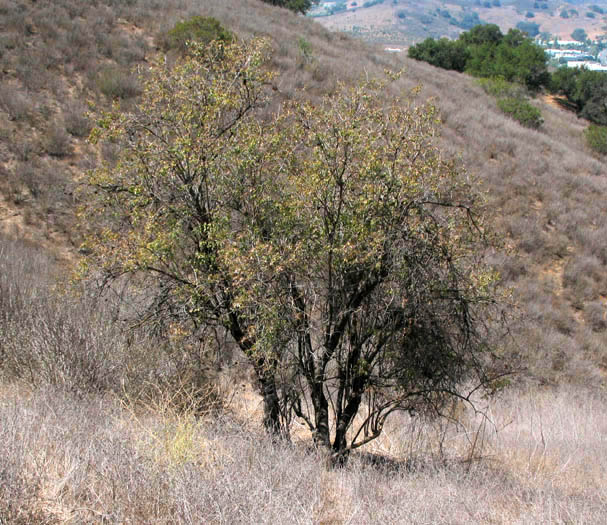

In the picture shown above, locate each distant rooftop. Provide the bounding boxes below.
[566,61,607,71]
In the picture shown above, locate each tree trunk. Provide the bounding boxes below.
[312,384,331,448]
[257,365,282,436]
[226,313,283,437]
[332,393,362,456]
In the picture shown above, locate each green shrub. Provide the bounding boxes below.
[161,16,232,53]
[497,97,543,129]
[477,77,527,98]
[362,0,384,7]
[585,124,607,155]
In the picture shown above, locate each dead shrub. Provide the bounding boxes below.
[96,66,141,99]
[64,102,92,138]
[10,137,40,162]
[583,301,607,332]
[43,121,72,157]
[0,83,31,121]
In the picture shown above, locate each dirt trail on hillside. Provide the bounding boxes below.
[541,94,570,111]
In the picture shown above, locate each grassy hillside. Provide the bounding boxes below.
[2,0,605,382]
[1,0,606,521]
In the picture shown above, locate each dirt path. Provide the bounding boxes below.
[541,94,571,111]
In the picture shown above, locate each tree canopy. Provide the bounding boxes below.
[571,28,588,42]
[551,67,607,125]
[408,24,550,91]
[85,38,508,457]
[261,0,315,14]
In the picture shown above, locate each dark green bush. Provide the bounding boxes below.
[516,21,540,37]
[497,97,543,129]
[551,68,607,125]
[408,37,469,72]
[161,16,232,53]
[261,0,313,13]
[362,0,384,7]
[585,124,607,155]
[571,28,587,42]
[409,25,549,91]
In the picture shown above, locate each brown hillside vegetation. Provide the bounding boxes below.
[1,0,606,522]
[2,0,604,382]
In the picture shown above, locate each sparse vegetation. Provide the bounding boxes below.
[1,0,607,521]
[43,121,72,157]
[96,65,141,100]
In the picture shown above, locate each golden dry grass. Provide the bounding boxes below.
[2,379,606,524]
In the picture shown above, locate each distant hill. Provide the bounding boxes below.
[312,0,607,45]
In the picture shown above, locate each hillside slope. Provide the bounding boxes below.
[0,0,606,385]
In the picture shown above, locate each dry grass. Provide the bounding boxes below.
[0,236,226,408]
[1,379,606,524]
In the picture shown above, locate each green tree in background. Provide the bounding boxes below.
[551,67,607,125]
[516,21,540,37]
[261,0,315,14]
[571,28,588,42]
[407,37,469,71]
[162,16,232,52]
[409,24,549,91]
